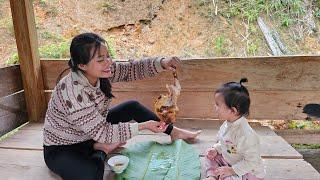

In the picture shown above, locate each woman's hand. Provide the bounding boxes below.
[138,120,167,133]
[213,166,236,179]
[93,141,127,154]
[160,57,181,71]
[206,147,218,160]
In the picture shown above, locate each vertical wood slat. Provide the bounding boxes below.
[9,0,46,122]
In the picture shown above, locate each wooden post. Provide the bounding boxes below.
[9,0,46,122]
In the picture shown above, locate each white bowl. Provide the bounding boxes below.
[107,155,129,174]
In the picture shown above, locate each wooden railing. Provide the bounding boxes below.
[0,65,27,136]
[1,55,320,135]
[41,55,320,121]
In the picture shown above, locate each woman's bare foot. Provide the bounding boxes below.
[93,142,126,154]
[170,127,201,143]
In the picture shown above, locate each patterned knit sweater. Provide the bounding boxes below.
[43,57,165,146]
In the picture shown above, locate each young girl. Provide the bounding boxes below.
[43,33,200,180]
[204,78,265,180]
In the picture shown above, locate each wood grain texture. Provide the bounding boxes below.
[0,65,23,98]
[44,90,316,120]
[0,122,301,159]
[0,92,27,136]
[10,0,46,122]
[41,56,320,120]
[41,56,320,91]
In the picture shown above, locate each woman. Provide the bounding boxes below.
[43,33,200,180]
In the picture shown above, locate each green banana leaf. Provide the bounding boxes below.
[116,139,200,180]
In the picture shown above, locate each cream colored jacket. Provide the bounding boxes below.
[213,117,266,178]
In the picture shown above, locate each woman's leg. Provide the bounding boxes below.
[106,100,159,124]
[107,100,201,140]
[107,100,172,135]
[44,145,104,180]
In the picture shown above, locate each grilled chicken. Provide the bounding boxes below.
[154,72,181,124]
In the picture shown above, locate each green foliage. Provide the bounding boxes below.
[200,0,305,27]
[269,0,304,27]
[5,53,19,66]
[214,36,226,55]
[292,144,320,149]
[106,37,117,59]
[219,0,266,22]
[6,35,117,66]
[101,0,116,12]
[0,18,14,36]
[6,41,70,65]
[249,24,258,33]
[315,9,320,18]
[280,14,294,27]
[247,42,258,55]
[40,31,64,41]
[39,0,47,7]
[287,120,320,130]
[39,41,69,59]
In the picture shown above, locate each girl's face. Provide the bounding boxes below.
[214,93,238,121]
[79,44,113,85]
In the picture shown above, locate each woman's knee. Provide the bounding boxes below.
[61,162,103,180]
[44,151,104,180]
[125,100,142,108]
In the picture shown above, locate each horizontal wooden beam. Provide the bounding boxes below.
[45,90,316,120]
[0,91,27,136]
[41,56,320,91]
[41,56,320,120]
[0,66,23,98]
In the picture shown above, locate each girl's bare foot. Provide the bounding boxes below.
[170,127,201,143]
[93,142,126,154]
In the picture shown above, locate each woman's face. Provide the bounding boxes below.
[79,44,113,84]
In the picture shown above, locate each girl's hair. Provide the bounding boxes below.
[57,33,114,98]
[215,78,250,117]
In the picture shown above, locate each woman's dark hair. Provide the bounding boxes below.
[215,78,250,117]
[57,33,114,98]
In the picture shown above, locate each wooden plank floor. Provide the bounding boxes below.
[0,120,319,180]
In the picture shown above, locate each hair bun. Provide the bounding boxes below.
[239,78,248,85]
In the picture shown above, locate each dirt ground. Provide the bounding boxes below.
[1,0,320,67]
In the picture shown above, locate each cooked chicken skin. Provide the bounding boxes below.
[154,72,181,124]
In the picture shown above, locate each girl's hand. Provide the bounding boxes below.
[206,147,218,160]
[160,57,181,71]
[139,120,167,133]
[213,166,236,179]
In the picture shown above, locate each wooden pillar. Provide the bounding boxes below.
[9,0,46,122]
